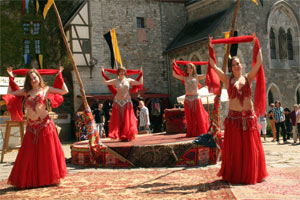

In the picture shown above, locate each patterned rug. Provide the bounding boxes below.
[0,168,236,200]
[231,167,300,200]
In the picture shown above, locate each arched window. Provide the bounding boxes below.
[287,29,293,60]
[269,28,276,59]
[278,27,287,60]
[268,90,274,106]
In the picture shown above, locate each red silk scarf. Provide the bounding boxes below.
[101,69,143,96]
[207,46,221,94]
[12,69,60,76]
[172,61,209,89]
[209,35,266,117]
[3,69,65,121]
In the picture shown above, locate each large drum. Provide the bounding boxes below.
[164,108,187,134]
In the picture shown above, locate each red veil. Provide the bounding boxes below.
[172,61,209,89]
[101,68,143,95]
[3,69,65,121]
[208,35,266,117]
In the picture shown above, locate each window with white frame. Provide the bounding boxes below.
[35,40,40,54]
[24,40,30,54]
[33,22,40,35]
[23,23,30,34]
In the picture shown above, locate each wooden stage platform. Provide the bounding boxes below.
[71,132,217,168]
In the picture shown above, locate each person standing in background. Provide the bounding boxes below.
[290,104,299,145]
[284,108,292,140]
[93,103,105,138]
[259,113,267,142]
[268,103,277,142]
[296,105,300,144]
[272,100,287,144]
[138,99,150,134]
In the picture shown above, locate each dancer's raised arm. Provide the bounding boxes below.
[208,37,228,86]
[130,66,143,86]
[101,66,116,85]
[6,67,25,96]
[47,66,69,95]
[172,59,185,81]
[247,33,263,83]
[197,74,206,81]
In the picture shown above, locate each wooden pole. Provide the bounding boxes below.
[213,0,240,140]
[52,2,89,110]
[221,0,240,73]
[207,96,210,118]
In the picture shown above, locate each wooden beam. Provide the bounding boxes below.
[53,2,89,110]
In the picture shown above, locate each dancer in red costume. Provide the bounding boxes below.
[208,33,268,184]
[6,67,68,189]
[172,60,209,137]
[101,66,143,141]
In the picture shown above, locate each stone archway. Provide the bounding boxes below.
[267,1,300,65]
[267,83,281,110]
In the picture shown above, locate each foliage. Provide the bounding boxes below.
[0,0,80,75]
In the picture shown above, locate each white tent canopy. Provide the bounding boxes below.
[177,86,229,105]
[0,76,24,95]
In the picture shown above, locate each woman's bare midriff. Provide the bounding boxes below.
[185,91,198,96]
[228,97,254,112]
[114,92,131,101]
[25,104,49,121]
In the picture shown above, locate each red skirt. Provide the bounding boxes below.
[8,115,67,188]
[218,110,268,184]
[108,100,138,141]
[184,95,209,137]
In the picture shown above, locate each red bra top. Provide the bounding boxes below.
[25,90,47,112]
[227,76,251,105]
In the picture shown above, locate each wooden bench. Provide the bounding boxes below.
[1,120,26,163]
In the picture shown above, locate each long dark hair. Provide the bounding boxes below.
[24,69,46,92]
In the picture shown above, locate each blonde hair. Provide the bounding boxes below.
[117,66,126,75]
[186,63,197,77]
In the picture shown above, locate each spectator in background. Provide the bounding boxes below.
[268,103,277,142]
[259,113,267,142]
[296,105,300,144]
[284,107,292,140]
[104,108,112,137]
[93,103,105,138]
[138,99,150,134]
[291,104,299,145]
[91,99,100,111]
[272,100,287,144]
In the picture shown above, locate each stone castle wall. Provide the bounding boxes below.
[73,0,186,111]
[73,0,300,111]
[167,0,300,111]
